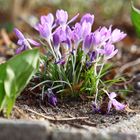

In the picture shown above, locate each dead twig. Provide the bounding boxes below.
[82,120,97,127]
[26,108,89,121]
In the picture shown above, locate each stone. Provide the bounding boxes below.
[0,118,138,140]
[0,119,50,140]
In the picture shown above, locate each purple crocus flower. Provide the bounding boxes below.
[40,13,54,26]
[81,21,92,38]
[110,28,126,43]
[71,21,92,43]
[72,23,82,44]
[14,28,40,54]
[80,13,94,25]
[92,29,101,45]
[35,13,54,39]
[56,9,79,26]
[92,26,111,46]
[35,23,52,39]
[56,9,68,25]
[55,26,71,42]
[83,34,93,54]
[98,43,118,59]
[46,88,57,106]
[108,92,126,113]
[100,26,112,43]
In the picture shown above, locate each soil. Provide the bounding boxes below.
[8,89,140,130]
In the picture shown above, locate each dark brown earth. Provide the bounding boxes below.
[8,89,140,130]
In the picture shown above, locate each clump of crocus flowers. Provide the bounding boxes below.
[14,9,127,113]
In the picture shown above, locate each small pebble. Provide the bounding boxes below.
[100,119,106,123]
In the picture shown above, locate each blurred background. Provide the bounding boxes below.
[0,0,140,30]
[0,0,140,63]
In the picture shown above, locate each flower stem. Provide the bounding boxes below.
[94,60,105,104]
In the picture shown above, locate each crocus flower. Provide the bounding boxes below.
[46,88,57,106]
[72,21,92,43]
[92,29,101,45]
[40,13,54,26]
[35,14,54,39]
[80,13,94,25]
[56,9,79,26]
[92,26,111,46]
[56,9,68,25]
[98,43,118,59]
[72,23,82,44]
[108,92,126,113]
[35,23,52,39]
[110,28,126,43]
[81,21,92,38]
[14,28,40,54]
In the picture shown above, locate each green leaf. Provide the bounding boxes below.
[0,48,39,116]
[0,63,6,107]
[131,1,140,37]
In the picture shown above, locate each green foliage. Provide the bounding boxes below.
[0,49,39,116]
[81,66,98,95]
[131,1,140,37]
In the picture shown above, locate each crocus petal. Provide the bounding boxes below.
[109,92,117,99]
[72,23,82,43]
[14,28,25,40]
[81,21,92,38]
[100,26,111,42]
[111,29,126,43]
[97,48,105,54]
[37,23,51,38]
[41,13,54,26]
[27,39,40,46]
[107,92,126,112]
[53,33,60,48]
[67,13,79,24]
[17,39,23,46]
[49,96,57,106]
[56,9,68,25]
[16,45,25,54]
[83,34,93,54]
[112,99,126,111]
[81,13,94,25]
[89,51,96,62]
[104,44,114,55]
[106,49,118,59]
[47,88,57,106]
[92,30,101,45]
